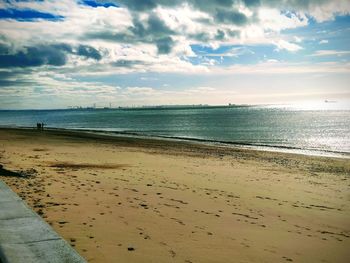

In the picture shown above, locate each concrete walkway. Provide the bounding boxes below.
[0,180,87,263]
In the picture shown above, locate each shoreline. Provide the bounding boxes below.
[1,126,349,159]
[1,127,349,178]
[0,128,349,262]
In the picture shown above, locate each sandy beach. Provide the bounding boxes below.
[0,128,349,263]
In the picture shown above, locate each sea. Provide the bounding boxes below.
[0,104,349,158]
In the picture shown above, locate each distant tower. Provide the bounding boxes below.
[109,103,112,108]
[93,103,96,108]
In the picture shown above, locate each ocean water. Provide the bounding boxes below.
[0,105,349,157]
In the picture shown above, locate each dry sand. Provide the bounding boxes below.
[0,128,349,263]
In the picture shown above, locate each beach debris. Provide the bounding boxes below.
[0,164,37,178]
[127,247,135,251]
[49,162,127,169]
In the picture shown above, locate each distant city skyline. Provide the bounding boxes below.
[0,0,350,109]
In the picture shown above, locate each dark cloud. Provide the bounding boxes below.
[0,69,35,87]
[117,0,157,11]
[111,59,145,67]
[243,0,261,7]
[156,36,174,54]
[115,0,235,12]
[0,43,102,68]
[0,43,67,68]
[146,15,174,37]
[260,0,329,10]
[215,30,226,41]
[52,43,72,52]
[84,14,176,54]
[0,78,32,87]
[92,0,252,48]
[226,29,241,37]
[0,43,9,54]
[77,45,102,60]
[215,10,248,25]
[191,0,234,12]
[129,14,175,46]
[115,0,190,11]
[190,32,211,42]
[110,0,330,11]
[105,0,251,26]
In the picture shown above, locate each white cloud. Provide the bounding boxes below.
[310,50,350,57]
[258,8,308,32]
[188,86,216,93]
[198,47,254,58]
[306,0,350,22]
[266,59,279,63]
[1,0,350,109]
[319,39,329,44]
[274,40,303,52]
[216,61,350,75]
[294,36,303,43]
[124,87,157,95]
[1,0,345,78]
[155,4,211,35]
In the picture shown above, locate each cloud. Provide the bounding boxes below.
[0,0,349,109]
[0,43,68,68]
[0,69,35,87]
[83,13,176,54]
[111,59,146,68]
[156,36,174,54]
[1,0,346,65]
[0,43,102,68]
[310,50,350,57]
[196,46,254,58]
[124,86,156,95]
[117,0,158,11]
[82,0,308,53]
[214,9,248,25]
[319,39,328,44]
[243,0,261,7]
[108,0,350,23]
[187,86,216,93]
[131,14,174,39]
[274,40,302,52]
[261,0,350,22]
[218,60,350,74]
[77,45,102,60]
[294,36,302,43]
[258,8,308,31]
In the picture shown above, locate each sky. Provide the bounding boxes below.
[0,0,350,109]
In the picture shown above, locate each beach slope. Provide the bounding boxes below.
[0,128,349,263]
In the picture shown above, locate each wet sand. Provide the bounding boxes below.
[0,128,349,263]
